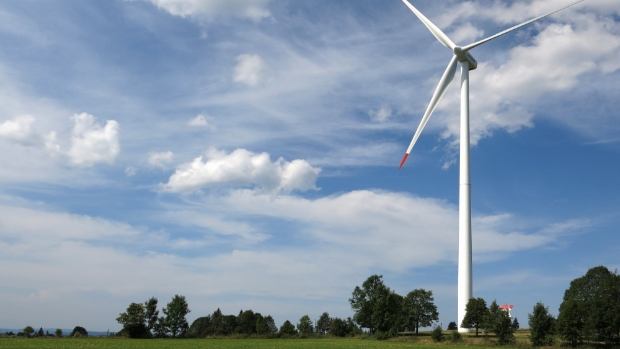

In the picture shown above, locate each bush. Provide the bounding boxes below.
[450,330,462,342]
[374,330,390,340]
[431,325,444,342]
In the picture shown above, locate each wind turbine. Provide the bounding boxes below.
[398,0,585,332]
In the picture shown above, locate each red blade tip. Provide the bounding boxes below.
[399,153,409,169]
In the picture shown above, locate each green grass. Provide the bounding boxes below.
[0,337,529,349]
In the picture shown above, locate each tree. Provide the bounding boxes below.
[153,316,168,338]
[235,310,257,334]
[528,302,555,346]
[511,317,519,330]
[116,302,149,338]
[557,266,620,346]
[346,317,362,336]
[279,320,298,336]
[461,297,488,336]
[70,326,88,337]
[37,327,44,337]
[372,286,403,337]
[163,294,190,338]
[54,328,62,338]
[402,289,439,334]
[23,326,34,338]
[484,300,502,333]
[144,297,159,332]
[256,315,277,335]
[447,321,458,331]
[491,311,515,345]
[187,316,212,338]
[297,315,314,334]
[349,274,385,335]
[316,312,331,335]
[329,317,348,337]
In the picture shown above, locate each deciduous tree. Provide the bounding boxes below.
[256,315,277,335]
[144,297,159,332]
[349,274,385,335]
[235,310,257,334]
[557,266,620,346]
[23,326,34,338]
[163,295,190,338]
[297,315,314,334]
[528,302,555,346]
[316,312,331,335]
[116,302,149,338]
[402,289,439,334]
[460,297,488,336]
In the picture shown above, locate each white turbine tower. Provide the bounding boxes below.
[398,0,585,333]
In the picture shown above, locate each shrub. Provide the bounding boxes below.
[450,330,462,342]
[431,325,444,342]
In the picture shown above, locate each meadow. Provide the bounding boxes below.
[0,330,536,349]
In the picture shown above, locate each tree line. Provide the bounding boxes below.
[110,265,619,346]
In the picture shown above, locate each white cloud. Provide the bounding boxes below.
[148,150,174,168]
[0,115,43,147]
[67,113,120,167]
[369,106,392,123]
[448,23,484,45]
[138,0,272,21]
[187,114,210,127]
[219,189,574,269]
[161,148,320,193]
[0,190,586,329]
[434,12,620,146]
[125,166,137,177]
[233,54,265,87]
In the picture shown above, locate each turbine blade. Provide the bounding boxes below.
[402,0,456,50]
[400,56,458,169]
[462,0,586,52]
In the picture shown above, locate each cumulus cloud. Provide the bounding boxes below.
[187,114,210,127]
[433,10,620,146]
[161,148,320,193]
[148,151,174,168]
[233,54,265,87]
[369,106,392,123]
[138,0,272,21]
[0,114,120,167]
[67,113,120,167]
[0,115,43,146]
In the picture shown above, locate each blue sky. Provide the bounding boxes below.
[0,0,619,332]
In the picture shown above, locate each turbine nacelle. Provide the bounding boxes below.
[453,47,477,71]
[399,0,586,168]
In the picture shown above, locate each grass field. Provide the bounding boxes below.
[0,330,535,349]
[0,338,525,349]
